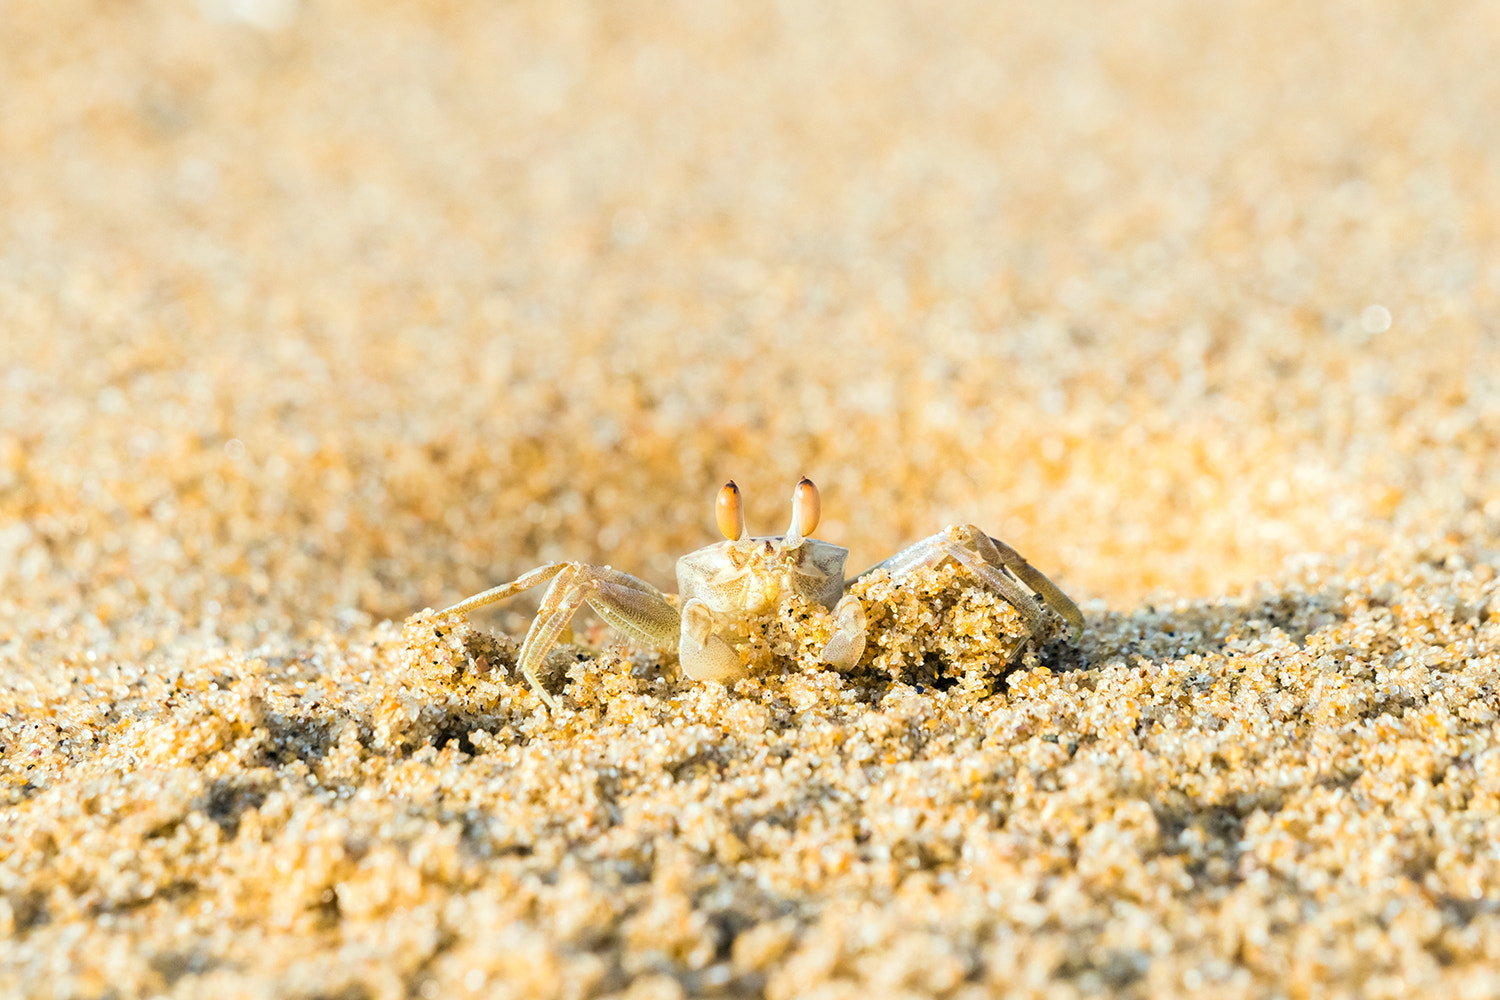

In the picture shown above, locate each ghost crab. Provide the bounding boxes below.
[441,479,1084,710]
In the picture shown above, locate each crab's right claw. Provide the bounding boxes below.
[820,595,866,670]
[679,598,746,681]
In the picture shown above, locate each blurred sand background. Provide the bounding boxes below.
[3,1,1500,997]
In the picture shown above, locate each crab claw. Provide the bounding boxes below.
[679,598,746,681]
[820,594,866,669]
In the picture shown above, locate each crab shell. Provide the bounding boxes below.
[675,535,849,621]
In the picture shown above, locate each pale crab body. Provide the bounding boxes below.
[676,534,847,615]
[441,479,1082,711]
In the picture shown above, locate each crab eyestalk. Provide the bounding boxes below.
[716,481,746,541]
[784,477,821,546]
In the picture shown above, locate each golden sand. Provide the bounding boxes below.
[4,1,1500,997]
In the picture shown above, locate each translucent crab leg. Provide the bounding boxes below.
[856,525,1084,639]
[440,562,571,616]
[443,563,682,710]
[514,565,593,710]
[980,533,1085,638]
[585,575,683,651]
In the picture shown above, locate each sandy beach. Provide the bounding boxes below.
[3,1,1500,997]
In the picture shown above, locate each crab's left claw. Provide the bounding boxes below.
[854,524,1084,642]
[820,595,867,670]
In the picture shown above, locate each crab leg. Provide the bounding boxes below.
[857,524,1084,639]
[980,534,1084,638]
[440,563,680,709]
[441,562,572,616]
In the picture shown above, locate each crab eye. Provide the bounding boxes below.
[716,481,746,541]
[786,477,821,542]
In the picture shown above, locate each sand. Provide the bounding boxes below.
[3,1,1500,997]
